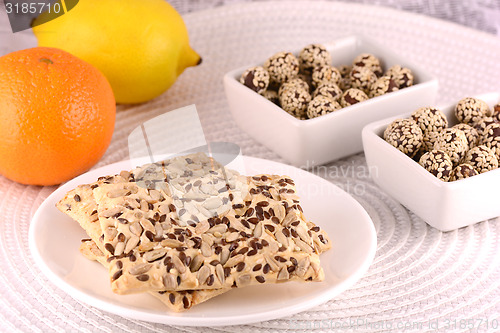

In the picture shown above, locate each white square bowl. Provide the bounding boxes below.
[362,92,500,231]
[223,35,438,167]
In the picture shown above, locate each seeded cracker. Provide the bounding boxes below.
[94,175,329,294]
[80,240,229,312]
[57,153,331,306]
[57,175,230,312]
[296,73,313,91]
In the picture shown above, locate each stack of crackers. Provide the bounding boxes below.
[57,153,331,312]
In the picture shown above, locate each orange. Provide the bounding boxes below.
[0,47,116,186]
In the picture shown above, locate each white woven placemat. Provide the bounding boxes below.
[1,2,500,332]
[169,0,500,35]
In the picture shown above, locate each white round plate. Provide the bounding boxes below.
[29,156,376,326]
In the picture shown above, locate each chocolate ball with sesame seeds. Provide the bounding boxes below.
[264,52,299,84]
[279,77,309,96]
[369,76,398,98]
[411,106,448,151]
[311,65,341,87]
[306,96,341,119]
[338,76,352,91]
[240,66,269,94]
[420,131,442,153]
[493,104,500,122]
[313,82,343,102]
[279,85,311,118]
[340,88,369,108]
[434,128,469,164]
[384,118,423,158]
[412,147,427,163]
[240,66,270,95]
[352,53,383,77]
[450,163,478,181]
[338,64,352,78]
[419,149,453,181]
[463,145,498,173]
[262,89,279,105]
[385,65,414,89]
[298,44,332,74]
[383,118,406,140]
[480,122,500,159]
[296,73,313,91]
[473,116,498,136]
[455,97,492,124]
[349,67,377,94]
[412,107,448,134]
[452,123,479,149]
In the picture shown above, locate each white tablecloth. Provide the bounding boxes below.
[0,1,499,332]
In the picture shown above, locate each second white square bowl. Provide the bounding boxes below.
[362,92,500,231]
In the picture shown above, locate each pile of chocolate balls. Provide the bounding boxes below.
[384,97,500,181]
[240,44,414,120]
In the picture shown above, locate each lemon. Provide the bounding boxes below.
[33,0,201,104]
